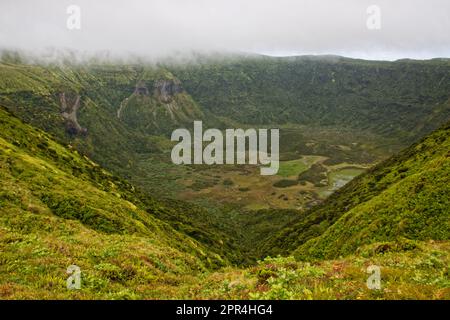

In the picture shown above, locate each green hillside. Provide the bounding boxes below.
[0,54,449,299]
[0,106,235,298]
[0,62,258,264]
[262,120,450,259]
[170,55,450,142]
[1,56,449,258]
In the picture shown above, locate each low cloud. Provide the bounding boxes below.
[1,0,449,60]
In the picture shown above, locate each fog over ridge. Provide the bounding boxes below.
[1,0,449,61]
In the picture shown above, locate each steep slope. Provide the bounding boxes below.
[0,62,205,162]
[261,120,450,259]
[170,55,450,142]
[0,107,235,298]
[176,243,449,300]
[119,69,204,135]
[1,55,449,300]
[1,55,450,267]
[0,62,250,264]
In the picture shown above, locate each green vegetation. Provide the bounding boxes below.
[0,54,449,299]
[0,108,229,298]
[277,156,322,177]
[273,179,298,188]
[327,167,366,190]
[182,241,449,300]
[170,56,450,143]
[0,107,228,260]
[298,163,328,187]
[262,121,450,260]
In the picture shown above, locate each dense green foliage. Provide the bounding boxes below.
[0,54,449,299]
[170,56,450,142]
[187,242,449,300]
[0,107,232,268]
[0,63,255,264]
[262,120,450,259]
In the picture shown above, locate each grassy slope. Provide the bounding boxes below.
[0,108,228,298]
[180,241,449,300]
[1,111,447,299]
[0,62,250,264]
[262,121,450,259]
[170,56,450,142]
[0,57,449,299]
[2,57,449,255]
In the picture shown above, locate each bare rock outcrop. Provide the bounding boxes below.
[153,79,183,103]
[134,81,149,96]
[59,92,87,136]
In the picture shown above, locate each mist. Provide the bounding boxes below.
[1,0,450,61]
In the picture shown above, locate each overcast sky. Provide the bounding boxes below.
[1,0,449,61]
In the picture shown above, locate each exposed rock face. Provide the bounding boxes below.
[116,77,199,134]
[59,92,87,136]
[134,82,149,96]
[153,79,183,103]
